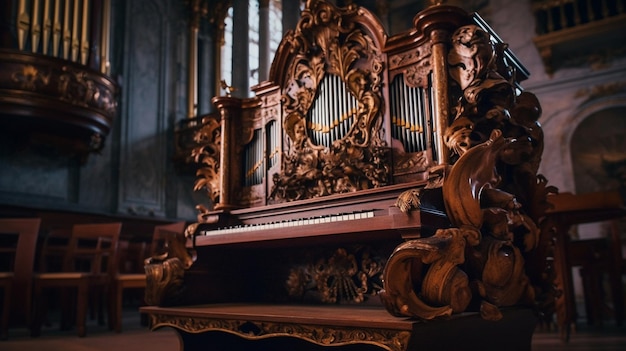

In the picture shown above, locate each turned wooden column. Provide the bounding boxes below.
[211,96,242,210]
[429,28,451,165]
[413,5,469,165]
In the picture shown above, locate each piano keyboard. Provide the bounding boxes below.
[199,210,376,236]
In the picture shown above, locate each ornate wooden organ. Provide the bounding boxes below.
[143,2,557,350]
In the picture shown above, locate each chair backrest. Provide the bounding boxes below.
[63,222,122,277]
[0,218,41,324]
[149,222,186,257]
[38,228,72,273]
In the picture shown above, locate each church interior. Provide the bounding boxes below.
[0,0,625,350]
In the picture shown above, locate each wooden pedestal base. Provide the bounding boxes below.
[141,304,538,351]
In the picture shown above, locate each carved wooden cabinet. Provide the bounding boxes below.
[141,2,558,350]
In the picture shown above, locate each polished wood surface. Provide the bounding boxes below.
[142,1,556,350]
[3,307,626,350]
[191,181,439,247]
[32,222,123,337]
[141,303,538,351]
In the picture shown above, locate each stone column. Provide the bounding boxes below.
[198,21,215,114]
[282,0,300,36]
[232,0,249,98]
[258,0,270,82]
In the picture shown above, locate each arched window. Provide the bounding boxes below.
[220,7,233,91]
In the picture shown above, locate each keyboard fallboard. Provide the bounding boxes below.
[192,181,432,247]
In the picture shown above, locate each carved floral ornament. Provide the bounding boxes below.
[270,0,389,202]
[11,63,117,117]
[1,54,119,156]
[191,115,222,204]
[286,247,386,304]
[381,24,557,321]
[148,313,411,351]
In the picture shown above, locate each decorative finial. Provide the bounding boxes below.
[220,79,236,97]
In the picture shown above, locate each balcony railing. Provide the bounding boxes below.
[531,0,626,74]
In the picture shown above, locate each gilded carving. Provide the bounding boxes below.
[403,57,431,88]
[382,24,557,321]
[191,115,222,204]
[10,63,117,119]
[270,0,389,202]
[148,313,411,351]
[12,64,50,90]
[286,247,385,304]
[144,220,197,306]
[388,45,431,71]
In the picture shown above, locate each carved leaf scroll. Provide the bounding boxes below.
[382,23,557,322]
[270,1,389,202]
[191,115,222,203]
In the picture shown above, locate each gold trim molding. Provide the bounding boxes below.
[0,49,118,156]
[148,313,411,351]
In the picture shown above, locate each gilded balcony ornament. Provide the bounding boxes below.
[12,65,50,90]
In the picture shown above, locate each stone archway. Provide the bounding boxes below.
[571,106,626,196]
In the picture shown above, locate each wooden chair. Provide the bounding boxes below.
[0,218,41,340]
[37,229,72,274]
[31,222,122,337]
[547,191,626,329]
[112,221,186,333]
[570,219,624,325]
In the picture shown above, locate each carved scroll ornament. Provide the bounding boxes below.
[191,115,222,204]
[286,247,386,304]
[270,1,389,202]
[381,24,557,321]
[144,226,197,306]
[148,312,411,351]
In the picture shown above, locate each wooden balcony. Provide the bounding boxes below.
[0,0,118,162]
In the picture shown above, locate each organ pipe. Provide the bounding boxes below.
[42,0,51,54]
[80,0,89,65]
[14,0,110,71]
[306,74,358,148]
[100,0,111,74]
[52,0,61,58]
[17,0,28,51]
[62,0,70,59]
[389,74,433,153]
[71,0,79,62]
[31,0,40,53]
